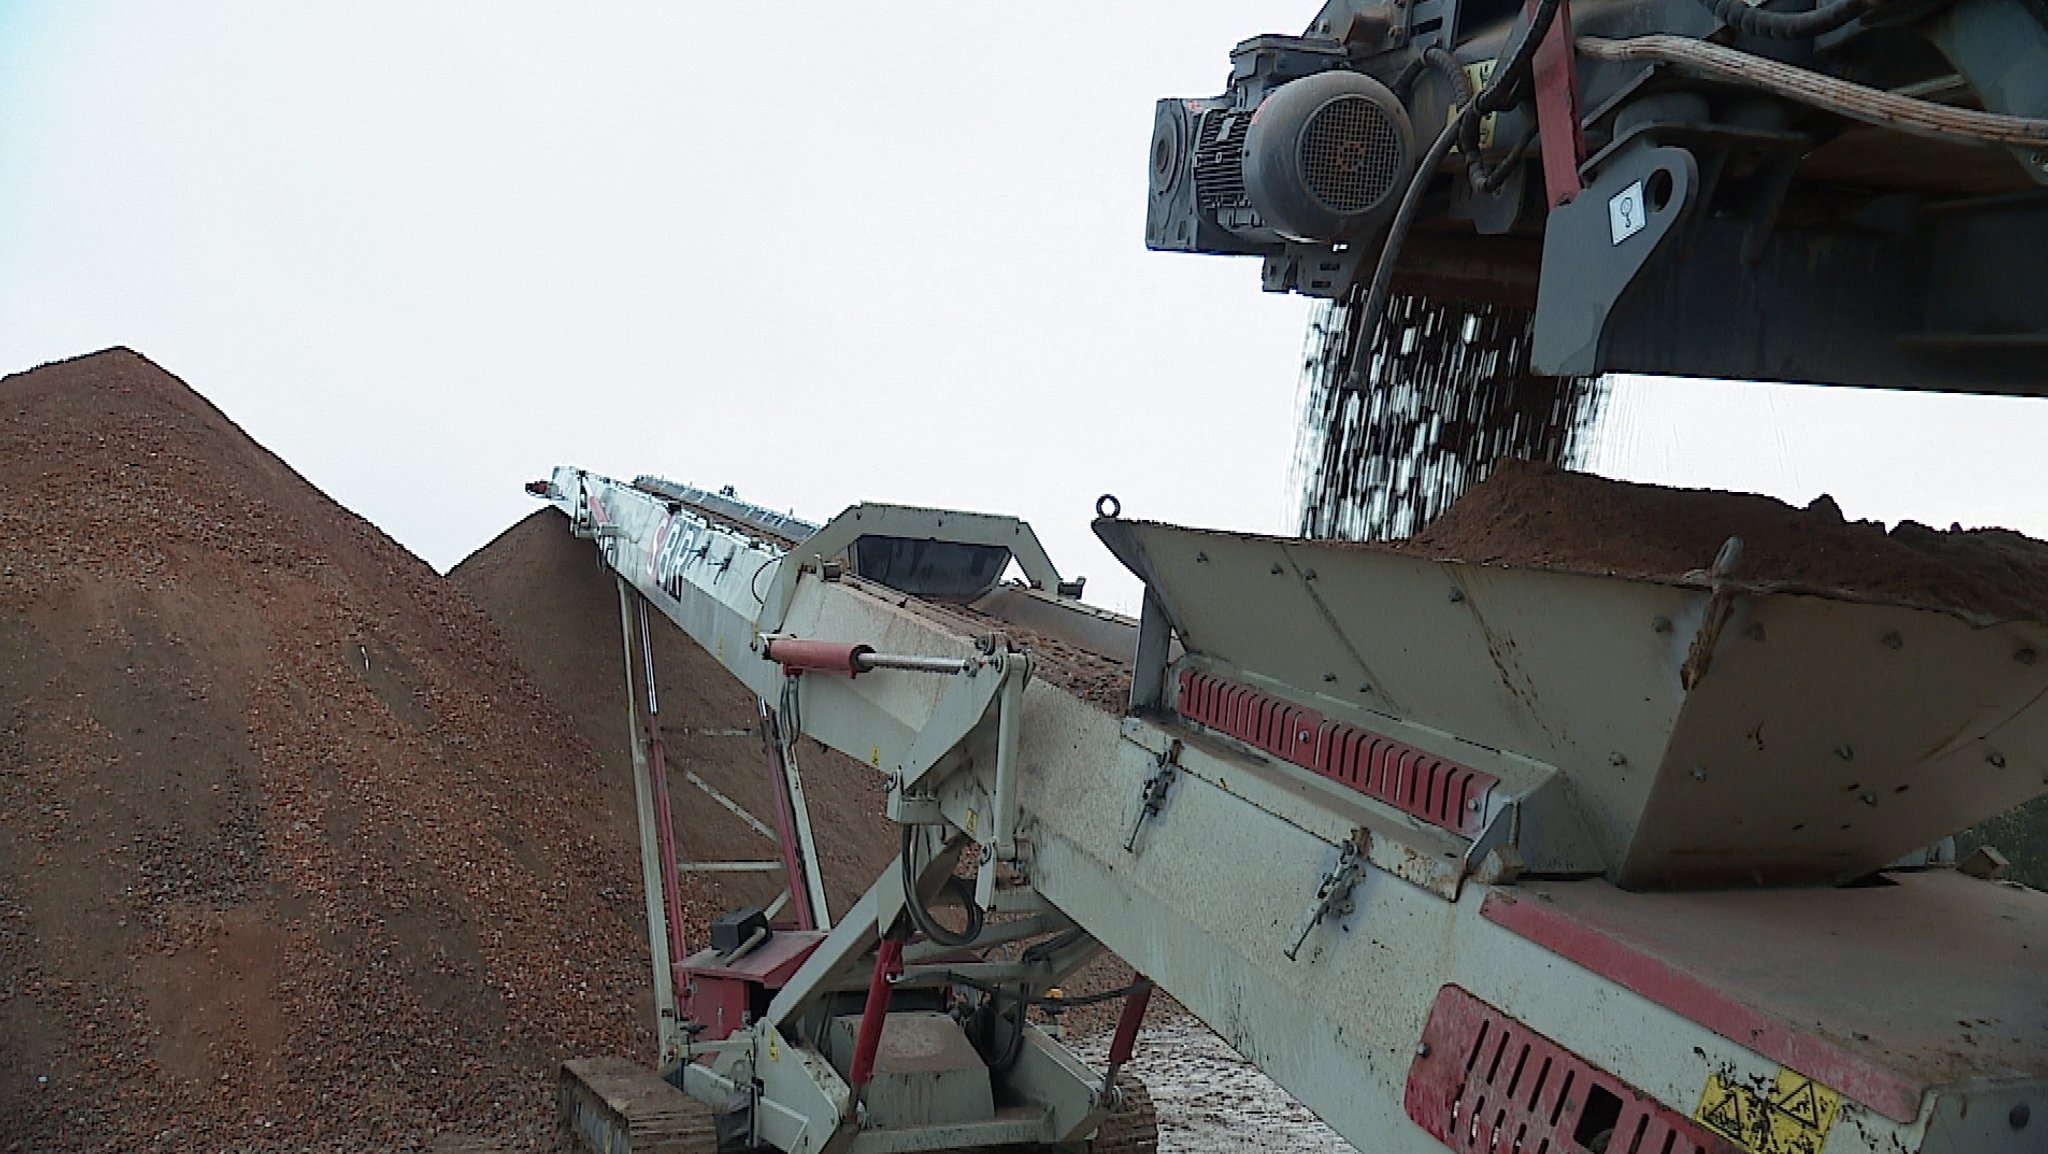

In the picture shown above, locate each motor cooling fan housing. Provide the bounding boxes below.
[1243,70,1414,244]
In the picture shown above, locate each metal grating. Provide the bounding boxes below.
[1299,94,1403,215]
[1175,669,1496,836]
[1405,986,1736,1154]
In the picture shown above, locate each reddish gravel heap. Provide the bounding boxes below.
[0,349,673,1152]
[1398,459,2048,623]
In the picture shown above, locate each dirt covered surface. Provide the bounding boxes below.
[979,621,1130,716]
[1070,1023,1352,1153]
[0,350,672,1152]
[888,593,1132,716]
[1395,459,2048,623]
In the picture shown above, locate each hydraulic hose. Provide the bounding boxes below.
[1394,44,1470,104]
[899,824,986,948]
[944,971,1156,1009]
[1343,103,1470,390]
[1692,0,1868,40]
[1347,0,1562,388]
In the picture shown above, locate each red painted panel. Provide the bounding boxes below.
[680,932,827,1042]
[1405,985,1737,1154]
[1174,669,1496,836]
[681,929,823,986]
[1529,0,1587,207]
[683,973,754,1042]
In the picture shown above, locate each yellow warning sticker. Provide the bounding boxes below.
[869,745,881,767]
[1695,1068,1841,1154]
[767,1033,780,1063]
[965,808,978,837]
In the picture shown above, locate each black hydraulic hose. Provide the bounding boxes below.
[1346,0,1562,388]
[1393,45,1468,103]
[899,824,986,948]
[1344,111,1466,391]
[1459,0,1562,190]
[1479,0,1563,114]
[1020,925,1090,964]
[1409,46,1502,191]
[994,996,1029,1072]
[945,971,1156,1009]
[1693,0,1867,40]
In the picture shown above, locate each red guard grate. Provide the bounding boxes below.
[1175,668,1496,836]
[1405,986,1737,1154]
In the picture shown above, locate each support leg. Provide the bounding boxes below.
[761,694,831,930]
[619,577,687,1063]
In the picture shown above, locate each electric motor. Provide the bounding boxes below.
[1243,70,1414,244]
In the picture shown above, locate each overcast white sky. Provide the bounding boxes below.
[6,2,2048,614]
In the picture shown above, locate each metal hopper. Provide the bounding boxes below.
[1096,518,2048,889]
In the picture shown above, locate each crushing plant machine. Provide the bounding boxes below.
[547,0,2048,1151]
[543,466,2045,1154]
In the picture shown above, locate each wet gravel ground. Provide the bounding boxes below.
[1071,1018,1355,1153]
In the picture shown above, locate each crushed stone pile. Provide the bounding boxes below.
[0,349,680,1152]
[1397,459,2048,623]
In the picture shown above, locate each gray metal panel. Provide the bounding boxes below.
[825,1013,993,1129]
[1097,518,2048,886]
[1628,593,2048,886]
[1095,518,1693,872]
